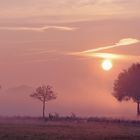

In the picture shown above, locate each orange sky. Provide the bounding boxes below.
[0,0,140,117]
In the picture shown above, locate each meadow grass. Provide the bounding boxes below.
[0,117,140,140]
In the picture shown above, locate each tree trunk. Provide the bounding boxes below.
[137,102,140,116]
[43,101,45,119]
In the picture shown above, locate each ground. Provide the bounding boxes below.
[0,118,140,140]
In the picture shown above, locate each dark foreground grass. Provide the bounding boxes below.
[0,120,140,140]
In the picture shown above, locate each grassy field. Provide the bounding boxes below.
[0,118,140,140]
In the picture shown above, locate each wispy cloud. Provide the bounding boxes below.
[87,53,125,59]
[24,49,57,55]
[69,38,140,60]
[71,38,139,55]
[1,0,140,23]
[82,52,140,61]
[0,25,77,32]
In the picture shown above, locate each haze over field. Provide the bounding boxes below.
[0,0,140,117]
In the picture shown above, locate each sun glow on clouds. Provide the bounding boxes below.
[116,38,139,46]
[70,38,140,60]
[90,53,124,60]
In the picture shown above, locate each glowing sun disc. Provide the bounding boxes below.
[102,59,113,71]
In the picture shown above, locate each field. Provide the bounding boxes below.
[0,118,140,140]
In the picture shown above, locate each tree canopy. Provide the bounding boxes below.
[113,63,140,115]
[30,85,57,119]
[30,85,56,102]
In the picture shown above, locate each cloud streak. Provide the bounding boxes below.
[69,38,140,60]
[82,52,140,61]
[76,38,139,54]
[24,49,57,55]
[0,25,77,32]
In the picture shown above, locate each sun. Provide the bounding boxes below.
[102,59,113,71]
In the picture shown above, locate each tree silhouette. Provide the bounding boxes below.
[30,85,57,119]
[113,63,140,116]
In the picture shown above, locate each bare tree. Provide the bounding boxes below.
[113,63,140,116]
[30,85,57,119]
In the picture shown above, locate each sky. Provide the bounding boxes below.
[0,0,140,117]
